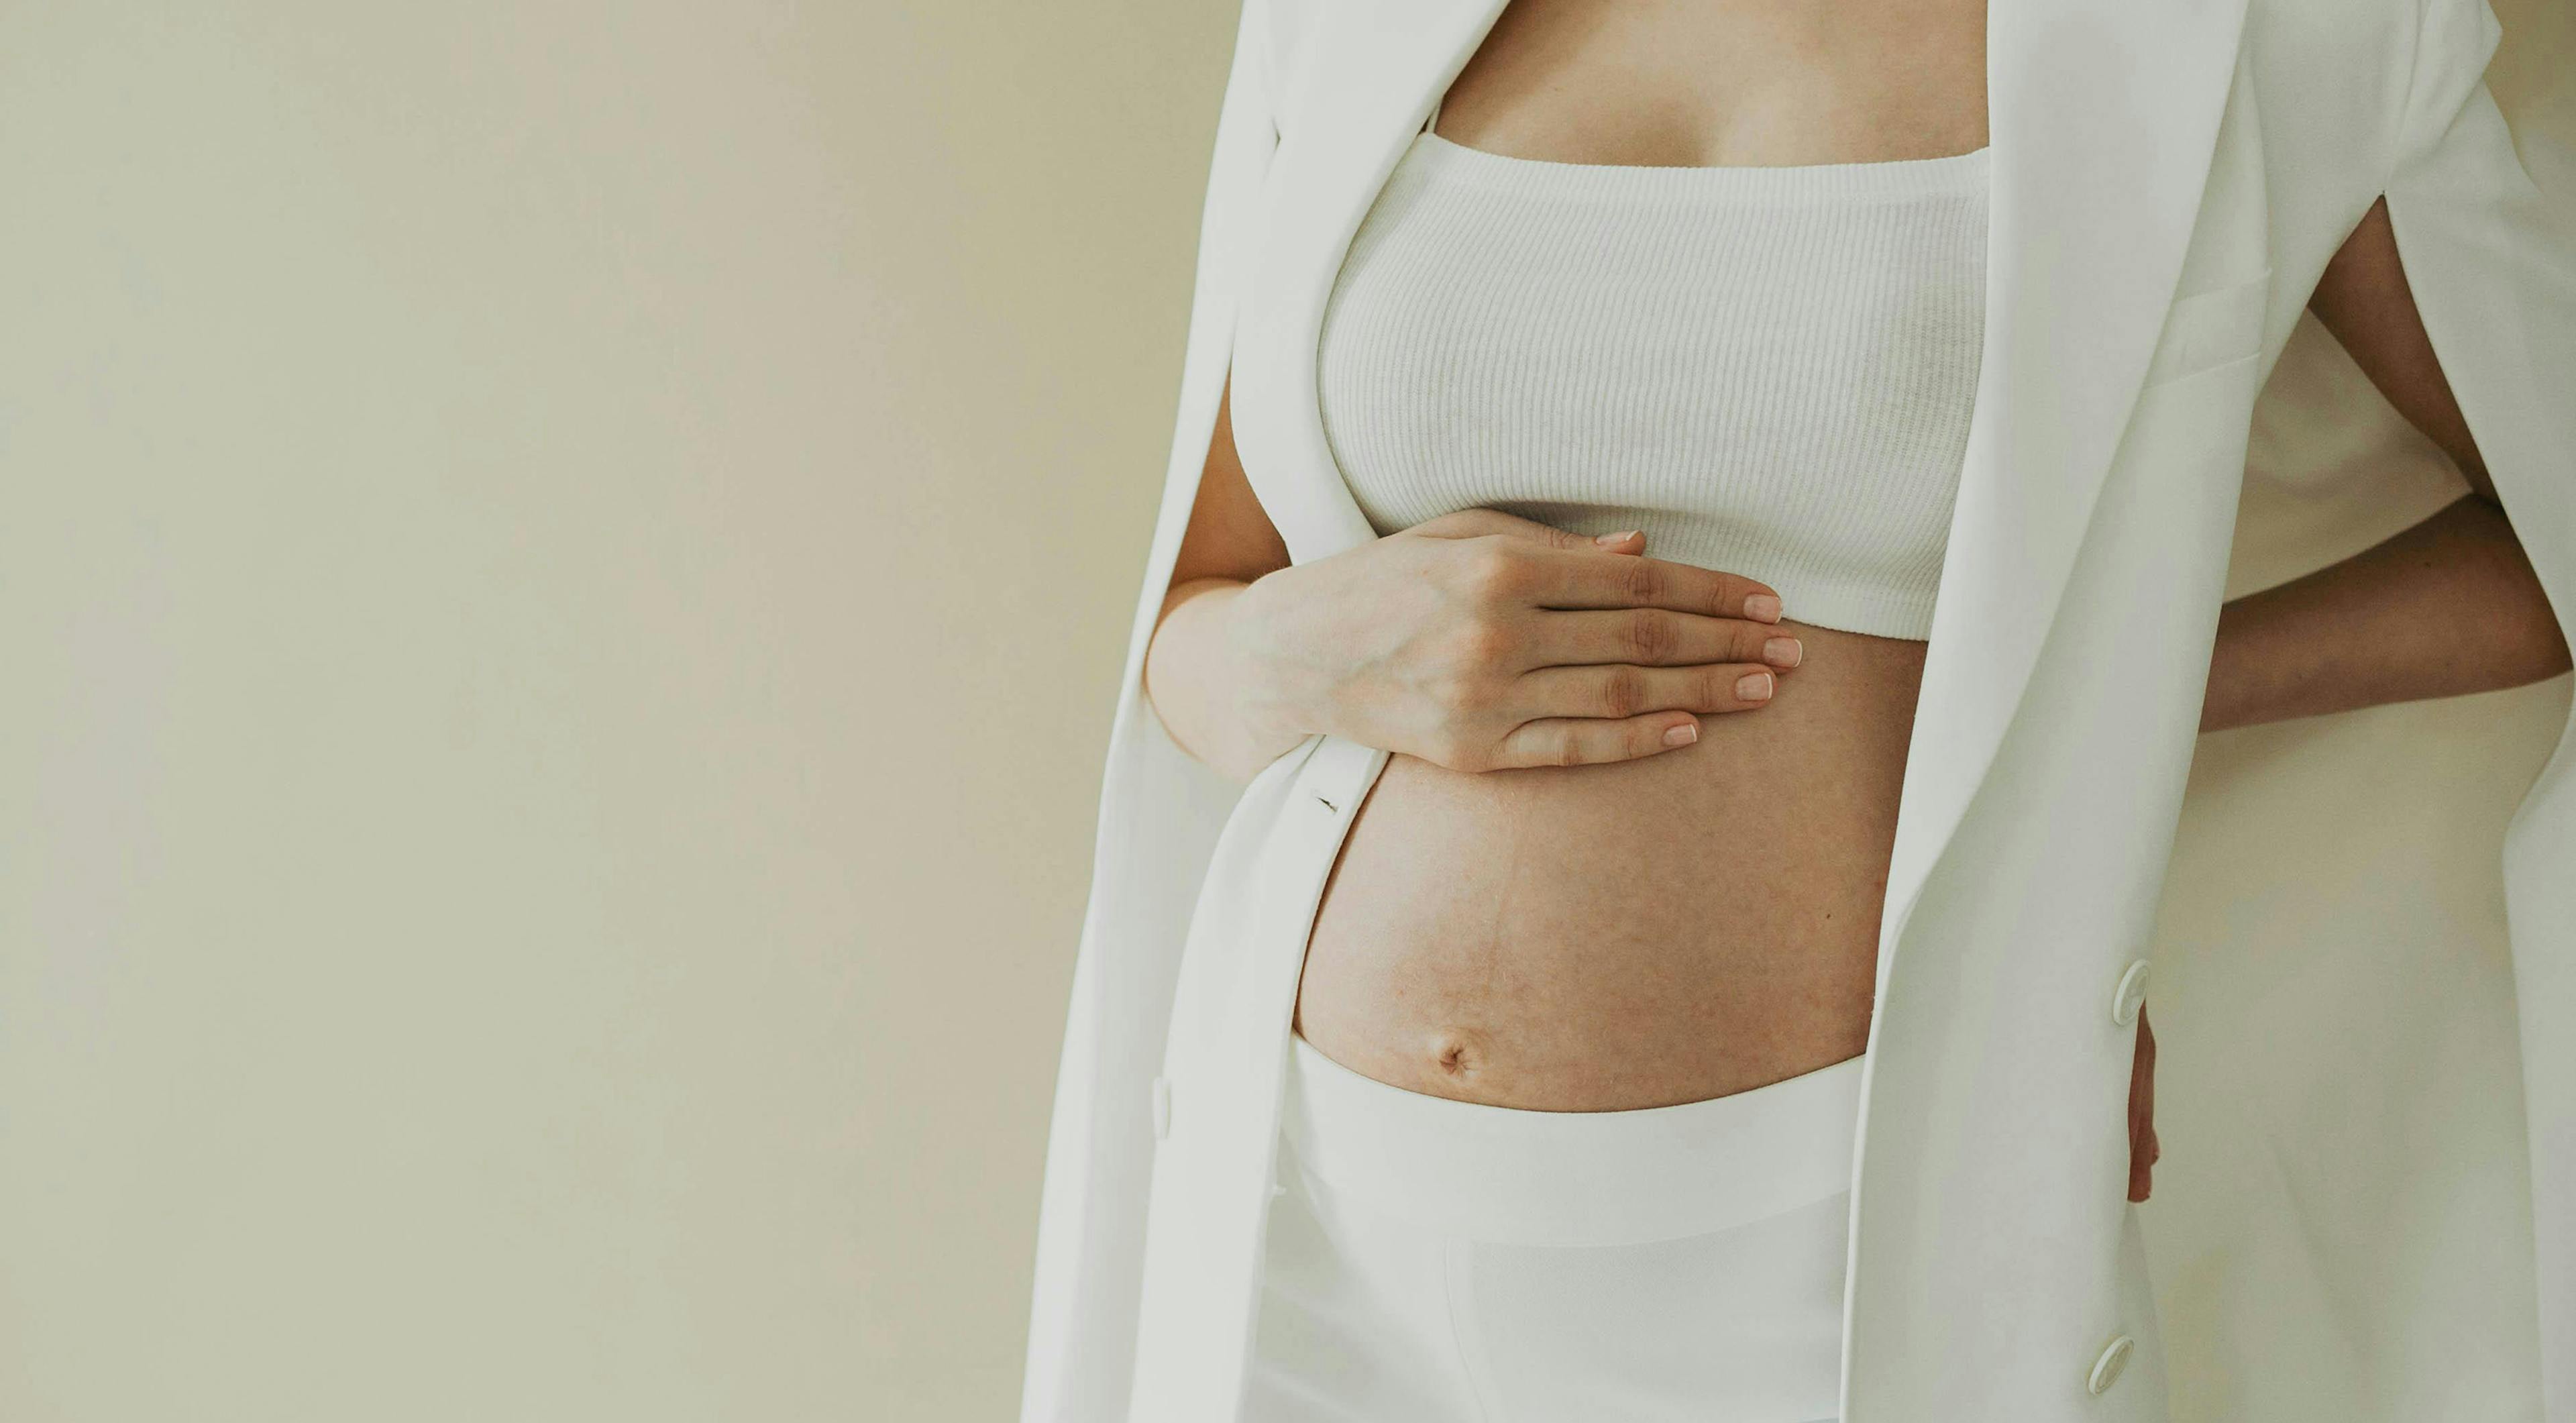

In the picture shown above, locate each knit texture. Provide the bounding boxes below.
[1316,131,1989,639]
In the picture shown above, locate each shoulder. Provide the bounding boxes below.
[2248,0,2497,76]
[1258,0,1323,105]
[2244,0,2502,176]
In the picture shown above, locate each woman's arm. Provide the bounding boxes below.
[1142,376,1303,780]
[2199,197,2572,735]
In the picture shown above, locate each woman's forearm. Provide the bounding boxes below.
[2201,492,2571,733]
[1142,575,1313,783]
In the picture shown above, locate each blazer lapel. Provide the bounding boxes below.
[1228,0,1512,562]
[1874,0,2254,985]
[1228,0,2254,982]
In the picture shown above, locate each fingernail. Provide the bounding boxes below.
[1736,671,1774,701]
[1594,530,1640,547]
[1762,637,1803,668]
[1662,721,1698,747]
[1743,593,1782,623]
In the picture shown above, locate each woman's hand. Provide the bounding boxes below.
[1227,508,1804,772]
[2127,1005,2159,1203]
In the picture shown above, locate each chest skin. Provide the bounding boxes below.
[1418,0,1986,166]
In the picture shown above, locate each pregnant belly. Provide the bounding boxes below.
[1293,620,1928,1112]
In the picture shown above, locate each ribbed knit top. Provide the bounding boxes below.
[1316,126,1990,639]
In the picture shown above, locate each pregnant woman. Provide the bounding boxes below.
[1026,0,2576,1417]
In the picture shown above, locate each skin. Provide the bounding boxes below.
[1141,0,2572,1208]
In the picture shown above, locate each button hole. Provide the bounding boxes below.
[1316,794,1338,812]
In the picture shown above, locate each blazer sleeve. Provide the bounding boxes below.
[2379,1,2576,1415]
[1018,3,1279,1420]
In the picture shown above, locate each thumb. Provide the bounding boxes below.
[1407,507,1644,552]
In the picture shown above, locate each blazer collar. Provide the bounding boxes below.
[1228,0,2255,974]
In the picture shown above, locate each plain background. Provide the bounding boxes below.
[0,3,2569,1420]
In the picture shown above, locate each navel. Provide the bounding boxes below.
[1424,1027,1491,1081]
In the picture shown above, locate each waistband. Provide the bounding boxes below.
[1281,1035,1866,1249]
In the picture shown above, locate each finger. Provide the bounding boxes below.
[1489,711,1706,769]
[2135,1008,2157,1124]
[1511,544,1784,623]
[1511,662,1782,722]
[2129,1013,2159,1203]
[1530,608,1805,670]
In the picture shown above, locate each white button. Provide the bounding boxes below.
[2087,1333,2135,1395]
[2110,960,2151,1027]
[1151,1076,1172,1141]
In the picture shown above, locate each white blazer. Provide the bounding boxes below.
[1022,0,2576,1416]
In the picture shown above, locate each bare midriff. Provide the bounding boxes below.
[1283,0,1980,1112]
[1294,621,1925,1110]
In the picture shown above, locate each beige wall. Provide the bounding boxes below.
[0,3,1237,1418]
[3,4,2570,1422]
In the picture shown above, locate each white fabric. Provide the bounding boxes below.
[1020,0,2576,1416]
[1317,125,1986,638]
[1242,1035,1860,1422]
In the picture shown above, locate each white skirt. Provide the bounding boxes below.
[1244,1034,1866,1422]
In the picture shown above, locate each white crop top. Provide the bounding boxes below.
[1316,105,1989,639]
